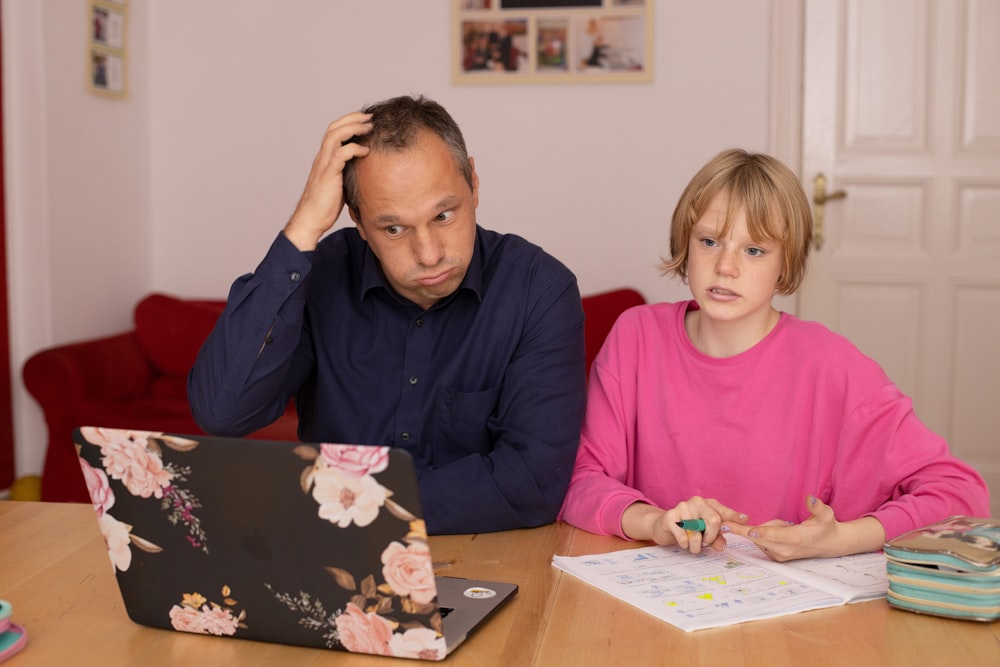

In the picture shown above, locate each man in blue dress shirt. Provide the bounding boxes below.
[188,95,586,534]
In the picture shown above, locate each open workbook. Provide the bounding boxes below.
[552,534,887,632]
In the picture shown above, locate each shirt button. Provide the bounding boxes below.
[415,318,424,327]
[290,271,301,282]
[409,376,418,385]
[401,432,410,441]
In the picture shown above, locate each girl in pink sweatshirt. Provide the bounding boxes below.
[559,149,990,561]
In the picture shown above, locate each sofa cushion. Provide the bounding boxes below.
[147,375,191,401]
[134,293,224,377]
[77,397,202,431]
[581,288,646,376]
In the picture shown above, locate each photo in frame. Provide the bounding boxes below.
[453,0,652,84]
[89,47,126,96]
[88,0,128,98]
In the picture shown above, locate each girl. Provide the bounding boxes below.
[559,149,990,562]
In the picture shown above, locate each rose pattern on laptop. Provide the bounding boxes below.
[76,427,208,571]
[168,586,248,636]
[297,443,422,528]
[262,443,447,660]
[76,431,446,657]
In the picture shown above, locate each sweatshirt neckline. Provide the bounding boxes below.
[676,300,787,364]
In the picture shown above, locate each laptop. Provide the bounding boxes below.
[73,426,517,661]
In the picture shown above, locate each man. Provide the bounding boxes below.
[188,95,586,534]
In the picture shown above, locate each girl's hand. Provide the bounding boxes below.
[622,497,750,555]
[731,495,886,561]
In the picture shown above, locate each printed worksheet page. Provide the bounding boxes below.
[552,535,887,632]
[726,536,888,601]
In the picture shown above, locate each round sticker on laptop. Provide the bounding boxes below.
[463,587,498,599]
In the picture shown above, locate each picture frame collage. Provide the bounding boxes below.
[88,0,128,98]
[453,0,652,84]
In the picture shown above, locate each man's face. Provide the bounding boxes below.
[350,131,479,310]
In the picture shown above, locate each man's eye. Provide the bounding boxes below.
[385,225,402,237]
[435,210,455,223]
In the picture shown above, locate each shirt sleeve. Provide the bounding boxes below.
[558,313,655,539]
[187,233,313,436]
[831,382,991,540]
[416,276,588,534]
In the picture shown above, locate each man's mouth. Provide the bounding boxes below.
[416,269,452,286]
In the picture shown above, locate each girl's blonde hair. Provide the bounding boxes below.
[660,148,813,295]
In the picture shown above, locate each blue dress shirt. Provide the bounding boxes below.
[188,226,586,534]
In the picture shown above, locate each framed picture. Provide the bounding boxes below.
[88,0,128,98]
[91,2,126,50]
[453,0,652,84]
[89,47,126,97]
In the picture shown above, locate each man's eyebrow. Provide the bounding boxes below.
[434,194,462,210]
[371,213,401,225]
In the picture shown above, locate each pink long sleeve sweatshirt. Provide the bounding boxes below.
[559,301,990,541]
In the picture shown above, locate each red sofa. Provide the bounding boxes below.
[580,287,646,377]
[22,293,299,503]
[23,288,644,503]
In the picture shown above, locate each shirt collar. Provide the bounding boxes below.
[359,226,485,306]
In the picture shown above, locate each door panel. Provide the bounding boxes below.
[801,0,1000,516]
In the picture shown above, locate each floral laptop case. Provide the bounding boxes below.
[73,426,516,661]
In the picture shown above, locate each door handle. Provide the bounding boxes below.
[812,173,846,250]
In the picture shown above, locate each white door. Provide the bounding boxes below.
[799,0,1000,516]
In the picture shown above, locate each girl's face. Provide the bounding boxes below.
[686,193,784,331]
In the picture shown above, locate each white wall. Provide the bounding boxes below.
[4,0,779,479]
[4,0,151,480]
[147,1,773,303]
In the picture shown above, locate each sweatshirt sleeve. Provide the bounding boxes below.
[558,314,655,539]
[831,382,991,541]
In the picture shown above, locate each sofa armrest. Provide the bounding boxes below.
[23,332,154,417]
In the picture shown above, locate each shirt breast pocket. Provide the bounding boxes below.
[435,386,501,463]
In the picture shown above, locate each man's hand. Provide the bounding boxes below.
[283,112,373,251]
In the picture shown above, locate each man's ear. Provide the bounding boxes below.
[469,156,480,209]
[349,206,367,240]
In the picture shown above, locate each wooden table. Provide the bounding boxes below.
[2,501,997,665]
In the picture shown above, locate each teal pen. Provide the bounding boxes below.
[676,519,706,532]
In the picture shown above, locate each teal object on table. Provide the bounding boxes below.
[0,600,27,662]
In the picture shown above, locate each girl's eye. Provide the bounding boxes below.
[747,247,765,257]
[701,238,717,248]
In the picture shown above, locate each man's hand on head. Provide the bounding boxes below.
[284,111,373,251]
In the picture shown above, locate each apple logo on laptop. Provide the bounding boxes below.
[242,529,273,560]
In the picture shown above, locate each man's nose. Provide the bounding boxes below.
[412,227,444,266]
